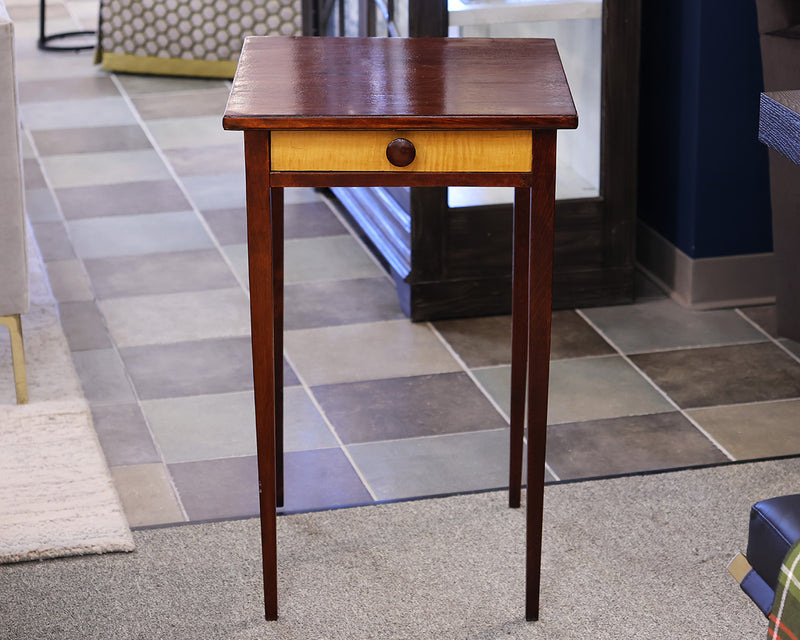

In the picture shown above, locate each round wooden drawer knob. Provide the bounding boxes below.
[386,138,416,167]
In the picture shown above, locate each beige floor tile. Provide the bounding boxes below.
[688,398,800,460]
[110,463,185,527]
[285,319,461,386]
[99,288,251,347]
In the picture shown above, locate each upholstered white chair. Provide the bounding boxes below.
[0,1,29,404]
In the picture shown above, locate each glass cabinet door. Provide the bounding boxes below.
[447,0,602,207]
[313,0,409,36]
[301,0,639,319]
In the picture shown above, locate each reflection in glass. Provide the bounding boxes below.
[448,0,602,205]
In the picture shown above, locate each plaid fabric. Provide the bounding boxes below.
[769,539,800,639]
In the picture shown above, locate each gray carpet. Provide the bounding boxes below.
[2,457,794,639]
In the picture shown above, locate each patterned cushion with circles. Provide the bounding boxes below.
[97,0,301,78]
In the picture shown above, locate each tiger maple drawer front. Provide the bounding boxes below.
[270,130,533,173]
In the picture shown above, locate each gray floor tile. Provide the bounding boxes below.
[284,201,348,239]
[17,16,82,42]
[67,211,213,259]
[739,305,777,338]
[631,343,800,409]
[182,173,245,210]
[433,315,511,367]
[582,299,765,354]
[551,310,616,360]
[45,260,94,302]
[200,207,246,245]
[470,366,512,417]
[17,76,119,103]
[84,249,238,299]
[284,387,339,452]
[282,448,373,512]
[99,288,251,348]
[120,337,253,400]
[58,300,112,351]
[31,221,75,261]
[285,188,324,204]
[9,3,69,21]
[23,187,60,221]
[20,96,137,131]
[57,179,191,219]
[131,88,231,119]
[142,392,257,464]
[472,356,674,425]
[21,129,35,160]
[23,157,47,189]
[164,144,243,176]
[31,125,151,156]
[548,356,674,424]
[116,74,229,95]
[222,244,248,288]
[285,235,383,284]
[435,310,614,367]
[42,149,171,189]
[91,403,161,466]
[146,115,234,150]
[169,456,260,521]
[313,373,507,444]
[110,463,186,527]
[347,430,511,502]
[285,277,404,330]
[546,413,728,480]
[688,399,800,460]
[15,51,103,81]
[782,339,800,359]
[284,358,301,388]
[285,320,460,386]
[200,200,348,247]
[71,348,136,404]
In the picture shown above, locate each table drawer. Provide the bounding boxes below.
[270,130,532,172]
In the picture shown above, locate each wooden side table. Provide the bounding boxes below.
[223,36,577,622]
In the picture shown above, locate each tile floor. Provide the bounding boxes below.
[6,0,800,529]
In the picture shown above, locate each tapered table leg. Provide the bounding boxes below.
[272,187,285,509]
[525,131,557,622]
[244,131,279,620]
[509,187,530,509]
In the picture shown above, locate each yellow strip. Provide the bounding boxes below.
[271,130,532,173]
[0,314,27,405]
[99,53,237,79]
[727,553,752,584]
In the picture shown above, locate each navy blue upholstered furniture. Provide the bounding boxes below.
[729,495,800,615]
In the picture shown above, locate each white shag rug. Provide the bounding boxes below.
[0,226,134,563]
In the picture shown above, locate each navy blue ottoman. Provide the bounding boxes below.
[729,494,800,615]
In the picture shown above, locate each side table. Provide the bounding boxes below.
[223,35,577,622]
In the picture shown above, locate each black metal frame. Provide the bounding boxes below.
[38,0,95,51]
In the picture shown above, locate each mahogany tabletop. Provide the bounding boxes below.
[223,36,578,132]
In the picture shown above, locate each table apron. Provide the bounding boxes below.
[269,171,534,188]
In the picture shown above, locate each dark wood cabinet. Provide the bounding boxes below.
[304,0,640,321]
